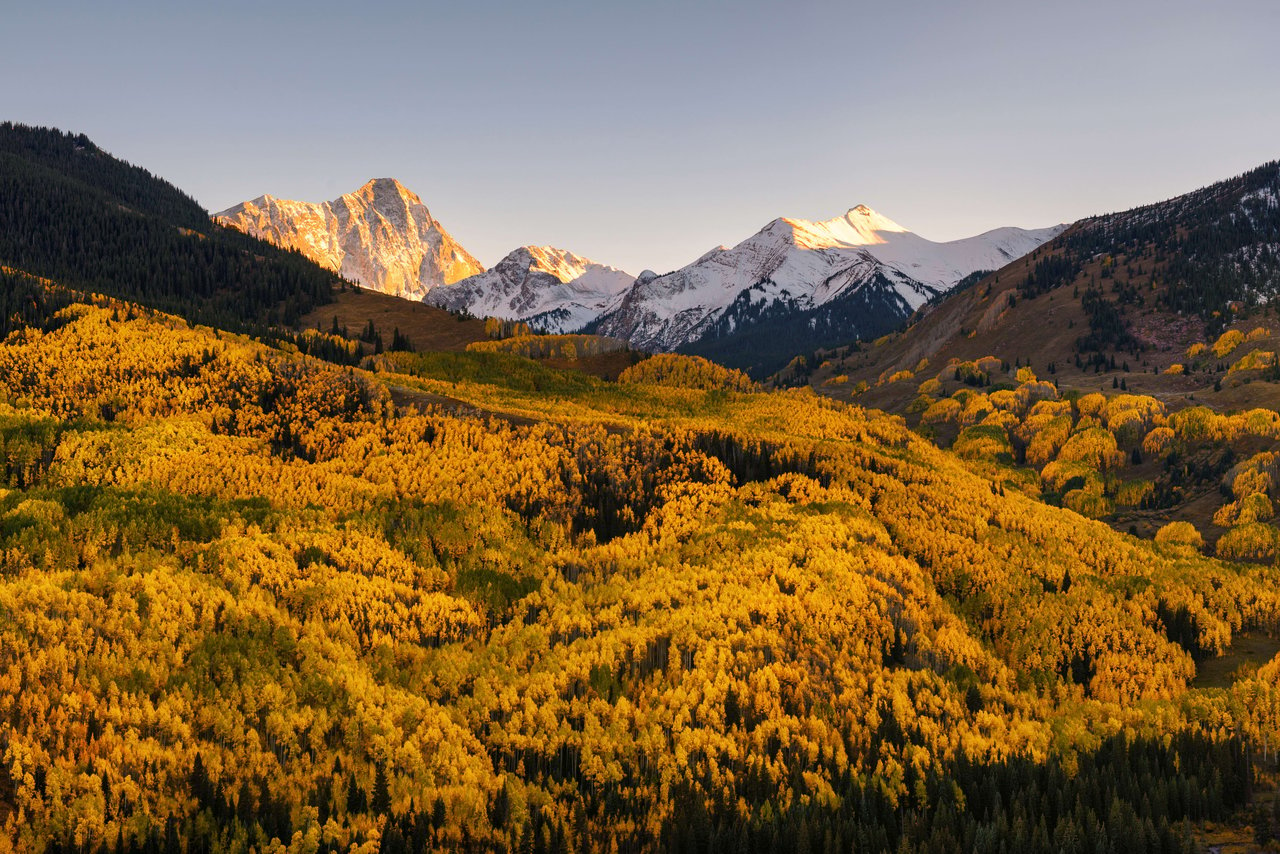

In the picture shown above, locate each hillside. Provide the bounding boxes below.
[807,159,1280,551]
[823,159,1280,408]
[0,123,343,332]
[298,285,491,352]
[0,271,1278,851]
[296,286,643,380]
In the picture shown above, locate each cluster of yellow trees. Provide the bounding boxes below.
[913,356,1280,557]
[617,354,756,393]
[0,306,1278,851]
[466,335,627,361]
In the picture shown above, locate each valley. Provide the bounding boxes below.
[1,123,1279,853]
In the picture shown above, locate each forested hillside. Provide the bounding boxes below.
[824,159,1280,407]
[0,277,1278,852]
[809,160,1280,551]
[0,124,340,331]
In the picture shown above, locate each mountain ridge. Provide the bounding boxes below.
[0,122,341,333]
[591,206,1064,375]
[821,156,1280,412]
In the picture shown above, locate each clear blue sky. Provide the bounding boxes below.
[6,0,1278,274]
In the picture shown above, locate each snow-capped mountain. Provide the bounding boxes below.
[214,178,483,300]
[593,205,1066,359]
[426,246,634,334]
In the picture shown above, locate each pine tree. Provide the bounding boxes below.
[373,761,391,815]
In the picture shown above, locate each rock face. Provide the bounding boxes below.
[426,246,634,334]
[593,205,1066,355]
[214,178,483,299]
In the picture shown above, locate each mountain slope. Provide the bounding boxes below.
[828,158,1280,415]
[424,245,634,333]
[0,123,341,329]
[592,205,1063,376]
[216,178,484,300]
[802,159,1280,553]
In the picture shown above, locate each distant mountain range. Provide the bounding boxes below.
[591,207,1064,374]
[594,207,1062,349]
[217,181,1063,374]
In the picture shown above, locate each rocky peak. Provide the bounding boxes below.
[215,180,482,300]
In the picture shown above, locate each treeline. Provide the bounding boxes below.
[466,334,628,361]
[661,734,1251,854]
[678,271,920,378]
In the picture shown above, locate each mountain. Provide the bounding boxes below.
[591,205,1064,376]
[215,178,484,300]
[0,122,340,330]
[801,159,1280,552]
[424,245,634,333]
[827,158,1280,415]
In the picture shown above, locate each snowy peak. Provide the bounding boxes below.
[356,177,421,205]
[346,178,430,229]
[785,205,911,250]
[214,179,482,300]
[509,245,600,283]
[425,245,634,334]
[593,205,1065,353]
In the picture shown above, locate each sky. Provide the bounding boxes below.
[4,0,1279,274]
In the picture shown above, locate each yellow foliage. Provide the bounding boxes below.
[617,353,755,392]
[468,333,626,360]
[1227,349,1276,375]
[1141,427,1175,458]
[921,397,962,425]
[1216,522,1278,562]
[1154,522,1203,549]
[975,356,1003,375]
[1055,427,1124,472]
[1114,480,1154,508]
[0,298,1277,849]
[1212,329,1245,358]
[1076,393,1107,419]
[916,378,942,396]
[1064,485,1113,519]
